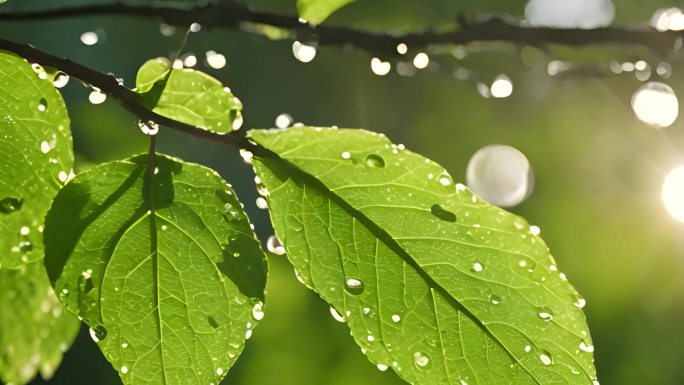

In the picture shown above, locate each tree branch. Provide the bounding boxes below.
[0,2,682,55]
[0,38,265,155]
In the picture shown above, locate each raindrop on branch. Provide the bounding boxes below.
[275,113,293,128]
[80,31,99,45]
[88,89,107,105]
[371,58,391,76]
[292,41,317,63]
[490,75,513,98]
[413,52,429,69]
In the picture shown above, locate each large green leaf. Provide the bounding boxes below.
[249,127,597,385]
[0,50,73,269]
[297,0,355,25]
[0,260,80,385]
[44,154,267,384]
[135,58,243,134]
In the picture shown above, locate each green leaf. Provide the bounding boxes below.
[297,0,355,25]
[0,260,80,385]
[44,154,267,384]
[135,58,243,134]
[249,127,597,385]
[0,50,74,269]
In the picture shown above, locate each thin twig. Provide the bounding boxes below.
[0,2,682,55]
[0,38,264,154]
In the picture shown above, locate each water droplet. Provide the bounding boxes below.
[138,120,159,135]
[37,98,47,112]
[489,294,503,305]
[524,345,532,353]
[190,22,201,32]
[371,58,391,76]
[367,335,375,342]
[579,341,594,353]
[413,52,430,69]
[245,329,253,339]
[397,43,408,55]
[19,226,30,236]
[252,302,265,321]
[537,309,554,321]
[574,296,587,309]
[53,72,69,88]
[329,307,346,322]
[88,89,106,104]
[631,81,679,128]
[18,241,32,252]
[121,365,129,374]
[0,197,23,213]
[121,343,128,348]
[232,112,243,130]
[344,278,365,295]
[471,262,484,273]
[413,351,430,368]
[341,151,351,159]
[80,31,99,45]
[216,367,224,375]
[239,149,253,165]
[391,314,401,323]
[376,363,389,371]
[430,203,456,222]
[466,145,533,208]
[256,197,268,209]
[275,113,293,128]
[206,50,227,69]
[539,352,552,365]
[292,41,317,63]
[89,325,107,343]
[365,154,385,168]
[266,235,285,255]
[438,173,453,187]
[530,225,541,235]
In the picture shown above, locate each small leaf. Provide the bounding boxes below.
[0,260,80,385]
[297,0,355,25]
[44,154,267,385]
[135,58,243,133]
[0,50,74,269]
[249,127,597,385]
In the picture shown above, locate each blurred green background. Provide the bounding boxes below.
[2,0,684,384]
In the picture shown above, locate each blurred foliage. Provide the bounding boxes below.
[1,0,684,385]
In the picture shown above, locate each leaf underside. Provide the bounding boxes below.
[249,127,597,385]
[44,154,267,385]
[135,58,243,134]
[0,50,73,269]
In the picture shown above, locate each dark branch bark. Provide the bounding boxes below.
[0,2,682,55]
[0,38,264,154]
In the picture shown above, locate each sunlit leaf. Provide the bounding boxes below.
[249,127,597,385]
[0,260,80,385]
[0,50,73,269]
[44,154,267,385]
[135,58,243,133]
[297,0,355,25]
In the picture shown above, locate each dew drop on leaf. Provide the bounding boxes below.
[539,352,552,365]
[537,308,554,321]
[430,203,457,222]
[364,154,385,168]
[471,262,484,273]
[53,72,70,88]
[89,325,107,343]
[344,278,365,295]
[0,197,23,214]
[252,302,265,321]
[413,351,430,368]
[329,306,346,322]
[266,235,285,255]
